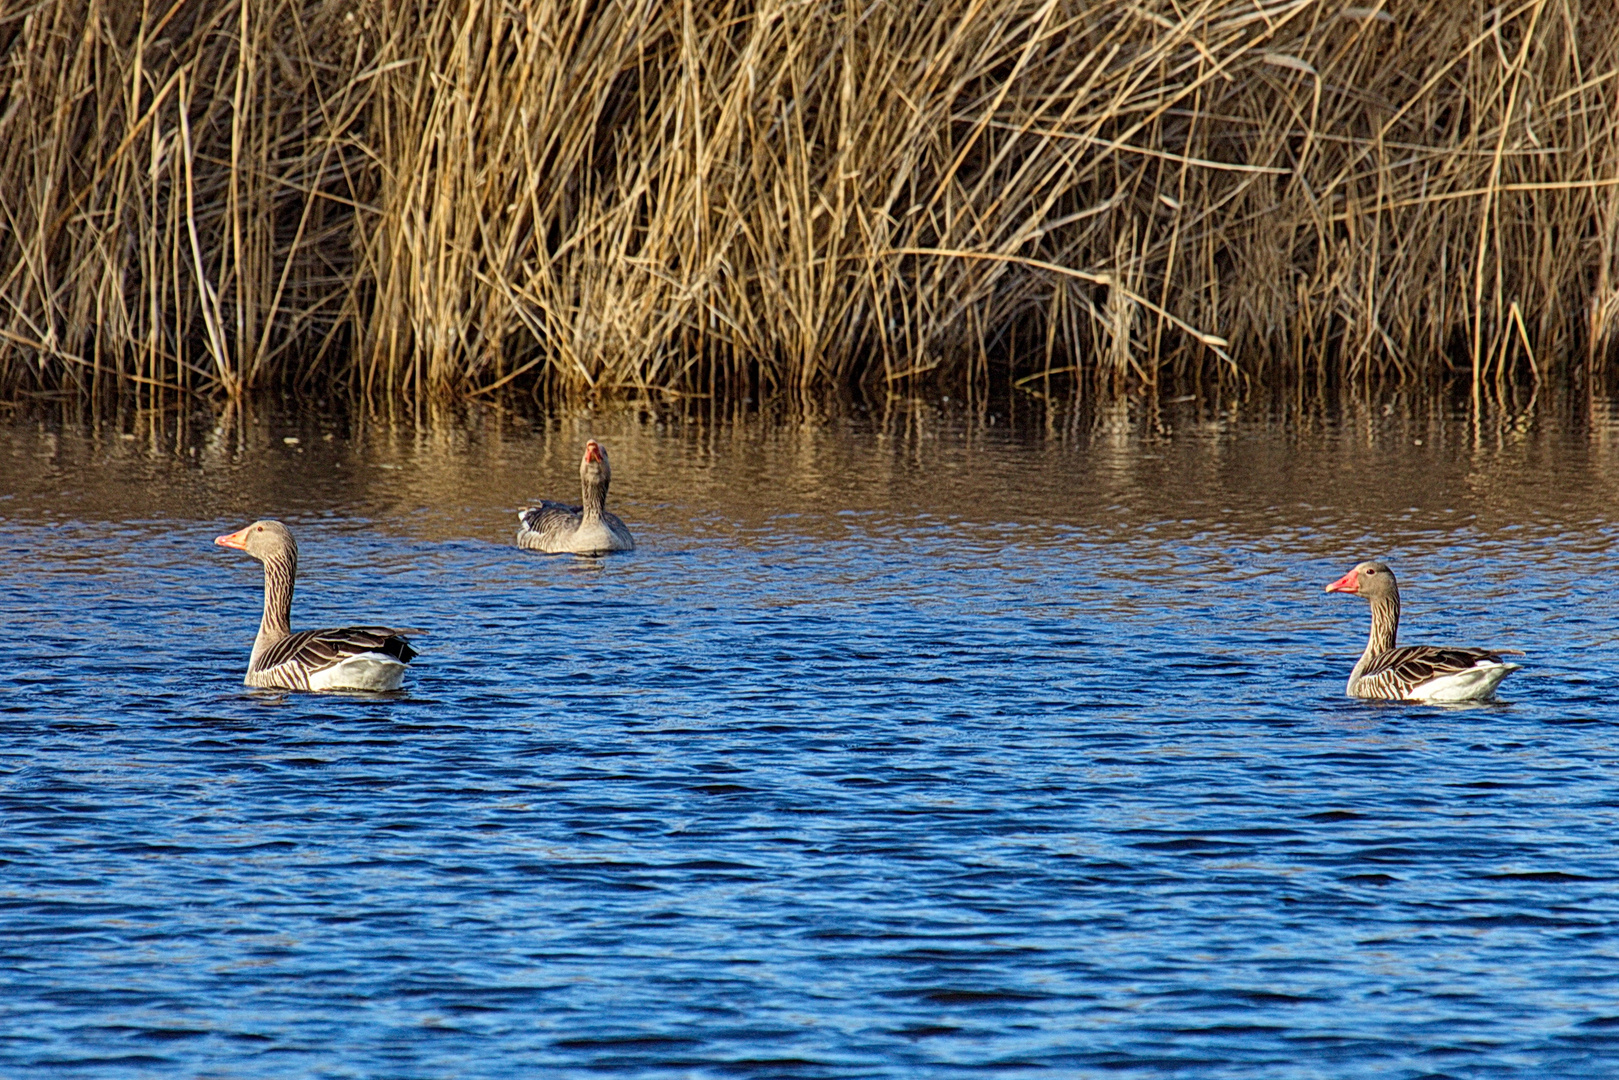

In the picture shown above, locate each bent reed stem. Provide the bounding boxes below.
[2,0,1617,401]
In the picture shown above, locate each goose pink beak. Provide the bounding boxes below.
[584,441,603,463]
[1324,568,1359,594]
[215,527,250,550]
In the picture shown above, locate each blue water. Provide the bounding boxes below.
[4,398,1619,1077]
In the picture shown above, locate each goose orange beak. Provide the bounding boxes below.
[1324,568,1359,594]
[215,526,250,550]
[584,440,603,463]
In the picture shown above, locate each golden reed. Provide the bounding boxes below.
[1,0,1615,401]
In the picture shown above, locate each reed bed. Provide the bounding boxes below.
[2,0,1616,401]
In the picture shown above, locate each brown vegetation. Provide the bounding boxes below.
[1,0,1616,401]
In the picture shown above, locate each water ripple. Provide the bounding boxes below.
[3,403,1619,1077]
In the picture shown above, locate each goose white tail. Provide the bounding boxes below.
[1406,660,1521,703]
[307,653,409,692]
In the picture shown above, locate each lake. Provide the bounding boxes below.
[3,389,1619,1077]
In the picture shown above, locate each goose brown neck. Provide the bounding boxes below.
[257,548,296,652]
[1363,591,1400,661]
[580,472,608,521]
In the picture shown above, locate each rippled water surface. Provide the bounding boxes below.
[5,394,1619,1078]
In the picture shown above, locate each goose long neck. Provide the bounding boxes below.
[580,471,608,521]
[255,549,296,657]
[1363,591,1399,662]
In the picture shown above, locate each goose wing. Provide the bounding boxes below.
[1359,644,1516,699]
[517,501,581,530]
[517,500,582,549]
[255,626,418,683]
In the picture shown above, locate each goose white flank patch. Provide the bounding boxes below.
[516,439,635,555]
[215,520,419,692]
[1324,560,1521,702]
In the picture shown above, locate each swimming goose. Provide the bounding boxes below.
[516,440,635,554]
[1325,560,1521,702]
[215,520,419,691]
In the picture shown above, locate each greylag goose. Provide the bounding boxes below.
[516,440,635,554]
[1325,560,1521,702]
[215,520,419,691]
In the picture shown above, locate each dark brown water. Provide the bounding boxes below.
[3,392,1619,1077]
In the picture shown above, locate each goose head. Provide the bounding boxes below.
[216,519,298,564]
[581,440,611,490]
[1325,560,1396,600]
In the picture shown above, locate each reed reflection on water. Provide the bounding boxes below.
[3,390,1619,1077]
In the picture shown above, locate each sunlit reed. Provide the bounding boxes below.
[2,0,1616,401]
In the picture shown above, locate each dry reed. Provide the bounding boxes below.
[2,0,1616,401]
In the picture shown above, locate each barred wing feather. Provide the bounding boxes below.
[1358,645,1519,701]
[253,626,418,690]
[517,501,582,549]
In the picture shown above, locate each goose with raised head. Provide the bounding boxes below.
[1324,560,1521,702]
[215,520,419,691]
[516,440,635,555]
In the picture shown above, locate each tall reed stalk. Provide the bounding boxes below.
[2,0,1616,400]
